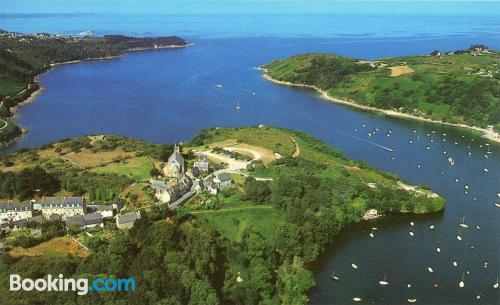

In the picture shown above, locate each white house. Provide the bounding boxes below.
[0,202,32,224]
[40,197,85,220]
[214,172,232,189]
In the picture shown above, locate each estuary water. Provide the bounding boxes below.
[2,12,500,304]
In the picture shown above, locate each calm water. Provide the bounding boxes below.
[2,13,500,304]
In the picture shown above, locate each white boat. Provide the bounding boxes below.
[391,156,395,160]
[459,273,465,288]
[483,168,489,172]
[369,231,374,238]
[235,101,241,110]
[368,132,372,137]
[353,297,362,302]
[429,225,435,230]
[475,225,480,230]
[331,270,340,281]
[456,231,462,241]
[453,261,458,267]
[427,267,434,273]
[497,192,500,198]
[351,263,358,270]
[410,222,415,226]
[493,276,498,289]
[408,299,417,303]
[409,231,414,237]
[252,92,256,95]
[354,129,358,132]
[426,146,430,150]
[215,84,223,88]
[454,141,458,145]
[447,157,455,165]
[436,247,441,253]
[464,185,469,190]
[409,140,412,144]
[379,273,389,286]
[495,203,500,208]
[407,283,412,288]
[476,293,481,300]
[468,152,472,156]
[459,216,469,229]
[362,124,366,127]
[484,261,488,268]
[454,178,459,182]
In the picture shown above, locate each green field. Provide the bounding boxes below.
[263,47,500,130]
[91,156,155,182]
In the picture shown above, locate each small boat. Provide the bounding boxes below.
[361,124,366,127]
[493,276,499,289]
[476,293,481,300]
[368,132,372,137]
[459,273,465,288]
[468,152,472,156]
[498,192,500,198]
[456,229,462,241]
[484,261,488,268]
[331,270,340,281]
[416,164,421,169]
[252,92,256,95]
[429,225,435,230]
[443,151,447,155]
[409,231,414,237]
[464,185,469,190]
[455,178,459,182]
[459,216,469,229]
[407,283,412,288]
[409,140,413,144]
[433,283,438,288]
[235,101,241,110]
[408,299,417,303]
[215,84,224,88]
[495,203,500,208]
[426,146,430,150]
[447,157,455,165]
[453,261,458,267]
[412,130,416,133]
[454,141,458,145]
[379,273,389,286]
[351,263,358,270]
[483,168,489,172]
[354,129,358,132]
[436,247,441,253]
[386,133,390,137]
[410,222,415,226]
[484,154,489,159]
[430,139,434,143]
[427,267,434,273]
[372,227,378,230]
[473,197,477,201]
[353,297,362,302]
[369,231,374,238]
[475,225,480,230]
[391,156,395,160]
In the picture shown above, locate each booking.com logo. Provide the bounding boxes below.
[10,274,136,295]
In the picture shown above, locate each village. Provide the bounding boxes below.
[0,143,242,237]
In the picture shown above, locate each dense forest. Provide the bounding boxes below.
[0,127,444,304]
[0,30,188,146]
[263,47,500,131]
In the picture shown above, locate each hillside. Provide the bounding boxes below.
[262,47,500,135]
[0,30,189,146]
[0,127,444,304]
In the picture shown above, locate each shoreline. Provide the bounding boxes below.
[1,43,191,149]
[259,68,500,144]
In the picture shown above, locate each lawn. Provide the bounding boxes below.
[92,156,154,182]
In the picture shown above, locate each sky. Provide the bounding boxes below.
[1,0,499,15]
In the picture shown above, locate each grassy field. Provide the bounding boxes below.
[193,205,283,243]
[264,49,500,129]
[9,236,89,258]
[92,156,154,182]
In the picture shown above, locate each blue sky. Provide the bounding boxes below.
[1,0,499,15]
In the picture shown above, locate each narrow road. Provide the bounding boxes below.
[0,118,8,131]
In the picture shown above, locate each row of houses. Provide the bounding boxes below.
[1,197,140,231]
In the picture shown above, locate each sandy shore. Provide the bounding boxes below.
[259,69,500,144]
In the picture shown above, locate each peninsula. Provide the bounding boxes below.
[261,46,500,142]
[0,30,189,147]
[0,126,444,304]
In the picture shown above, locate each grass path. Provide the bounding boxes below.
[190,205,273,214]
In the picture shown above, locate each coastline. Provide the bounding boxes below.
[259,68,500,144]
[1,43,191,149]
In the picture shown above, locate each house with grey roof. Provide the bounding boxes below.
[40,197,85,220]
[214,172,232,189]
[66,213,103,230]
[194,154,209,172]
[150,175,192,204]
[0,202,32,225]
[116,211,141,230]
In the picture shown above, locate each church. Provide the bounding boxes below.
[163,145,185,178]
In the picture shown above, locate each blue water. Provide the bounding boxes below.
[2,12,500,305]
